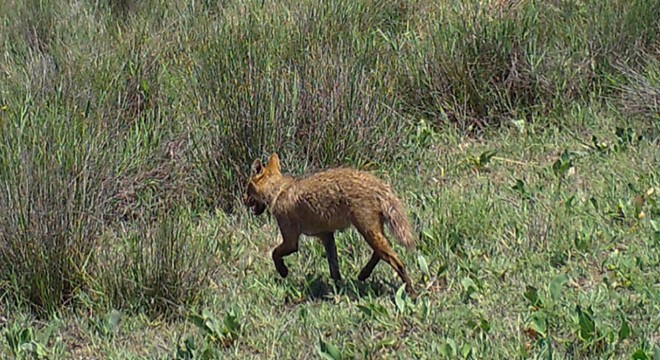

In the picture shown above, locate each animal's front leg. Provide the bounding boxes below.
[319,232,341,281]
[272,225,301,278]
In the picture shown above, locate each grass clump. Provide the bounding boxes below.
[95,209,218,317]
[0,102,111,315]
[397,0,659,129]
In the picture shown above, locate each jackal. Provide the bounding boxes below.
[245,153,415,293]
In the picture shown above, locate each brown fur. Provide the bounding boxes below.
[245,153,415,294]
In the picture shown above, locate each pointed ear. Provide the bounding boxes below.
[251,159,263,175]
[267,153,281,172]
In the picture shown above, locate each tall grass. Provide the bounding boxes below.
[610,50,660,124]
[0,103,110,314]
[94,209,218,317]
[190,0,411,210]
[0,0,657,314]
[396,0,659,129]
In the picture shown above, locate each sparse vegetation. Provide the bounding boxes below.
[0,0,658,358]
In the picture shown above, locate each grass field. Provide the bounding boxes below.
[1,0,659,359]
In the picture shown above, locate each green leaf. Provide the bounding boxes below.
[395,284,407,313]
[177,335,197,358]
[552,150,574,178]
[478,150,497,166]
[618,313,631,340]
[632,349,650,360]
[19,328,33,343]
[576,305,596,341]
[528,312,547,338]
[549,274,569,301]
[298,306,308,322]
[615,126,636,147]
[479,318,491,334]
[422,229,436,242]
[224,310,241,335]
[317,338,342,360]
[524,285,543,308]
[574,233,589,251]
[552,158,562,177]
[650,220,659,232]
[441,338,458,357]
[418,254,430,276]
[437,264,448,277]
[461,277,479,301]
[461,343,472,359]
[461,277,477,291]
[565,195,576,208]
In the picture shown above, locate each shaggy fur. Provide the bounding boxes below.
[245,153,415,293]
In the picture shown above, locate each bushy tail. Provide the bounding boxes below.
[381,190,415,250]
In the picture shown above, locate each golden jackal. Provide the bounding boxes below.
[245,153,415,293]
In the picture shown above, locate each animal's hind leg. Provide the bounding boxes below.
[378,242,414,294]
[319,232,341,281]
[357,252,380,281]
[356,223,414,294]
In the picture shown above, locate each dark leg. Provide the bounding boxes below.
[319,232,341,281]
[358,252,380,281]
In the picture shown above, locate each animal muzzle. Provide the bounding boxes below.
[245,196,267,215]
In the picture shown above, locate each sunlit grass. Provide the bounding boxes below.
[0,0,658,358]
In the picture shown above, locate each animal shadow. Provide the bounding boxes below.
[293,273,394,302]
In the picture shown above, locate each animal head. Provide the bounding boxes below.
[244,153,282,216]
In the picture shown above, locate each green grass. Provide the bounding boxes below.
[1,0,659,358]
